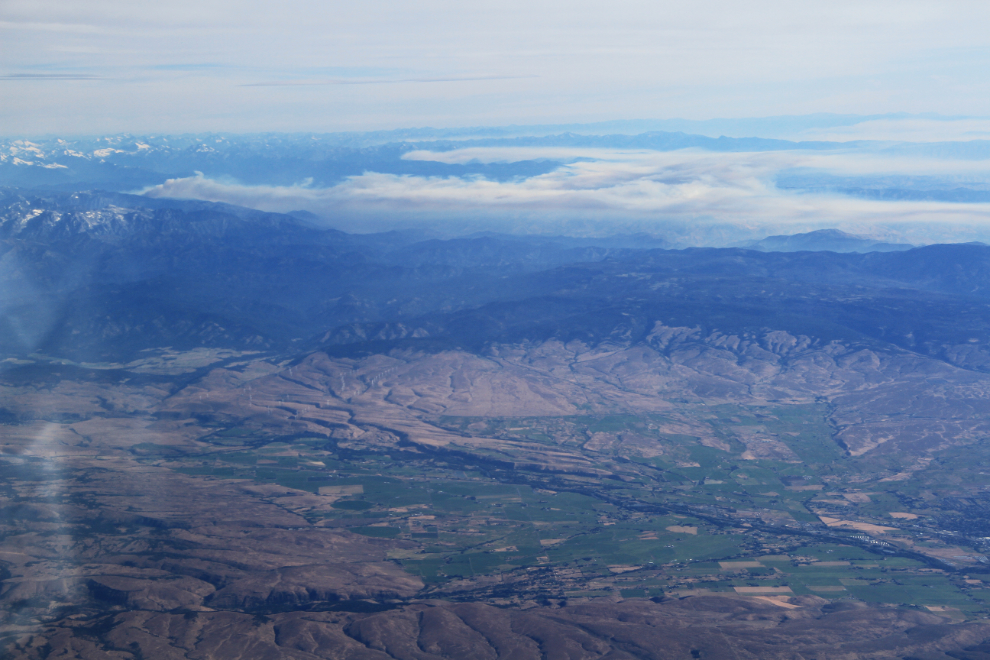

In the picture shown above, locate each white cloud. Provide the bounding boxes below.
[403,146,990,175]
[144,147,990,243]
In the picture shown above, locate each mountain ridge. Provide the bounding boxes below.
[741,228,914,253]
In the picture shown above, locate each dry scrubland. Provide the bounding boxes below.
[6,324,990,657]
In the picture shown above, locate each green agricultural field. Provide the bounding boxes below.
[149,411,990,615]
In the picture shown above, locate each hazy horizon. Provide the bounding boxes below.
[6,113,990,245]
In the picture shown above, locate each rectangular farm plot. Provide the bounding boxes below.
[832,574,986,611]
[665,525,698,535]
[544,527,741,566]
[318,484,364,496]
[818,516,898,534]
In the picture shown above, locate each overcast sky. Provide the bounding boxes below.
[3,0,990,135]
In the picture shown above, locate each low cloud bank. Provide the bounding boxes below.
[143,147,990,244]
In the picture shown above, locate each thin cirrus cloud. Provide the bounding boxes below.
[0,73,102,80]
[240,74,537,87]
[143,147,990,243]
[4,0,990,133]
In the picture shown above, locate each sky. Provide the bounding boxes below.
[3,0,990,135]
